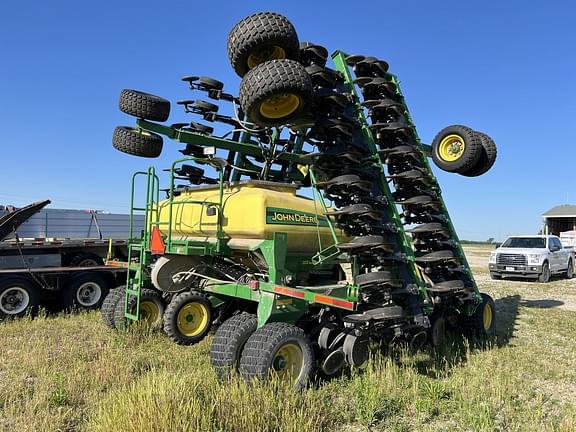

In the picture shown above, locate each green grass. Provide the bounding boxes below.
[1,247,575,431]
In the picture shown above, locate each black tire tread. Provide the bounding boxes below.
[101,286,125,329]
[113,126,163,158]
[461,131,497,177]
[431,124,483,173]
[210,313,258,379]
[163,291,211,345]
[228,12,300,77]
[119,89,170,122]
[239,322,314,389]
[240,59,312,126]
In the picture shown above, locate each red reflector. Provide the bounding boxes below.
[150,226,165,255]
[248,280,260,290]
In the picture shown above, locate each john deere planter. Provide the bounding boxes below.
[107,11,498,388]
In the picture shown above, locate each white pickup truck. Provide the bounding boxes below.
[488,235,574,282]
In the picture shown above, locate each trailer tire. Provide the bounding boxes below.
[62,272,109,310]
[68,252,103,267]
[239,59,313,127]
[228,12,300,77]
[0,277,40,319]
[431,125,483,174]
[112,126,163,158]
[101,286,125,329]
[461,132,497,177]
[210,313,257,380]
[119,89,170,121]
[114,288,166,330]
[163,291,211,345]
[239,322,314,390]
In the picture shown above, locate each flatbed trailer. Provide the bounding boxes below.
[0,200,139,319]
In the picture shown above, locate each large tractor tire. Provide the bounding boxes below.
[62,272,110,311]
[431,125,483,174]
[239,59,313,127]
[119,89,170,122]
[462,293,496,338]
[0,277,40,319]
[163,291,212,345]
[113,288,166,330]
[101,286,125,329]
[239,322,314,390]
[228,12,300,77]
[112,126,163,158]
[210,313,258,380]
[461,131,497,177]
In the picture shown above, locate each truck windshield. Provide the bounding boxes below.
[501,237,546,248]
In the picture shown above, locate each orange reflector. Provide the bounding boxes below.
[150,226,165,255]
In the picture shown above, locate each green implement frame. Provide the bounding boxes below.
[120,51,481,325]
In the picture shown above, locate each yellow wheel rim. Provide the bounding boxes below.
[438,134,466,162]
[272,343,304,383]
[247,45,286,69]
[483,303,493,331]
[177,302,209,337]
[139,300,159,325]
[259,93,301,119]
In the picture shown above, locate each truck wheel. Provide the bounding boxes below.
[538,262,551,283]
[461,131,497,177]
[228,12,300,77]
[239,59,313,127]
[239,322,314,390]
[210,313,257,380]
[462,293,496,339]
[101,286,125,329]
[62,272,109,310]
[163,291,211,345]
[566,259,574,279]
[119,89,170,121]
[112,126,163,158]
[431,125,483,174]
[68,252,103,267]
[113,288,166,330]
[0,277,40,319]
[490,272,501,280]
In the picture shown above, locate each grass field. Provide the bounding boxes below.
[1,246,575,431]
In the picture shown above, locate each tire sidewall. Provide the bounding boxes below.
[164,291,212,345]
[0,277,39,319]
[64,273,109,310]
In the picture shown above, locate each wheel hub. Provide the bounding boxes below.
[259,93,301,119]
[272,343,304,381]
[0,287,29,314]
[76,282,101,307]
[247,45,286,69]
[438,134,466,162]
[177,303,208,337]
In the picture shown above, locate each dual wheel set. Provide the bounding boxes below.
[0,253,112,319]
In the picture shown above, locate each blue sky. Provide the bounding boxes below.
[1,1,574,241]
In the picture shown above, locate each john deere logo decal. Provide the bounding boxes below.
[266,207,329,227]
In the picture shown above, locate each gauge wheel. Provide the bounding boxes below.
[119,89,170,121]
[112,126,163,158]
[0,277,40,319]
[462,293,496,338]
[431,125,483,173]
[461,131,497,177]
[101,286,125,329]
[163,291,212,345]
[113,288,166,330]
[239,322,314,390]
[239,59,312,127]
[228,12,300,77]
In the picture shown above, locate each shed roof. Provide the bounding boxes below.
[542,205,576,218]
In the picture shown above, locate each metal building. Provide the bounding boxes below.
[542,205,576,235]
